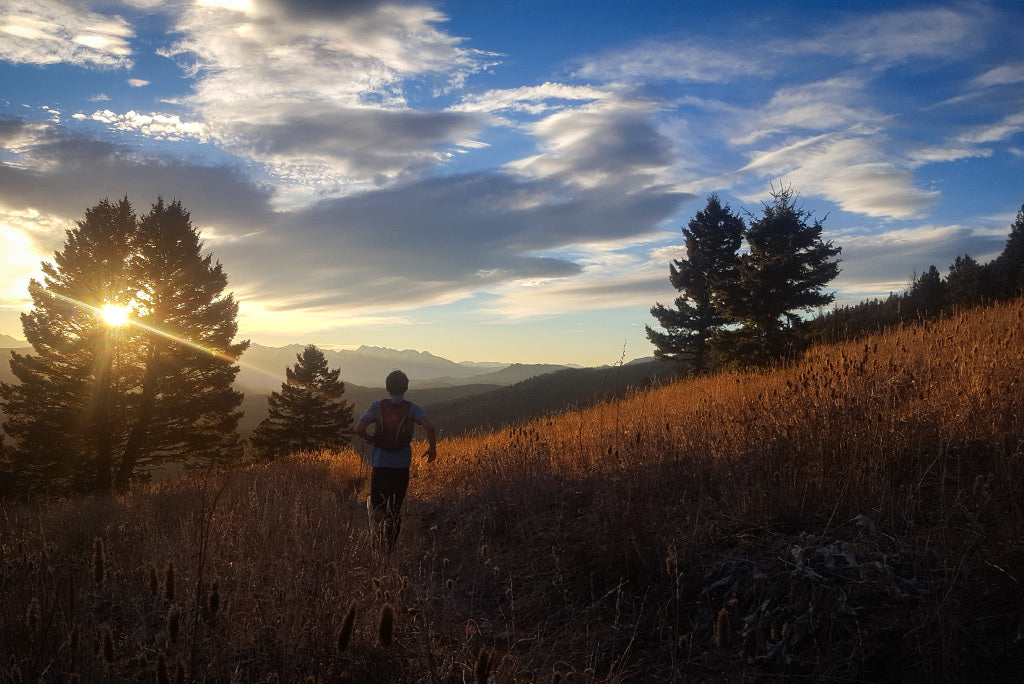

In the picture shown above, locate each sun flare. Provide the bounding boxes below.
[100,304,130,327]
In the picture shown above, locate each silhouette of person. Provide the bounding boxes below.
[354,369,437,552]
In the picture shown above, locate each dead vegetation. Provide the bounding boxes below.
[2,299,1024,681]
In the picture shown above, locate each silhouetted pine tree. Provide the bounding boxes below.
[907,265,946,317]
[647,194,743,371]
[0,197,247,493]
[250,345,353,458]
[946,254,987,309]
[116,199,248,487]
[714,186,841,365]
[989,205,1024,299]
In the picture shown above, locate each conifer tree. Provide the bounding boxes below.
[715,186,841,365]
[907,265,946,317]
[945,254,987,309]
[250,345,353,458]
[989,204,1024,299]
[647,194,743,371]
[116,199,248,486]
[0,197,247,492]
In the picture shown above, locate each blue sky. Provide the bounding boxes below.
[1,0,1022,366]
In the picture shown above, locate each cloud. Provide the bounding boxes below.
[150,0,498,194]
[128,78,150,87]
[84,110,210,142]
[832,222,1009,298]
[957,112,1024,145]
[220,104,489,183]
[783,6,984,66]
[0,115,689,339]
[0,116,270,226]
[0,0,134,68]
[576,41,763,83]
[452,83,611,115]
[506,99,678,191]
[728,76,882,145]
[972,62,1024,87]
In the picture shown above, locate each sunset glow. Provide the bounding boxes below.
[0,1,1022,365]
[99,304,130,327]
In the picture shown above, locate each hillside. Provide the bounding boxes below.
[424,359,681,436]
[1,300,1022,682]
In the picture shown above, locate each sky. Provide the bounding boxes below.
[1,0,1022,366]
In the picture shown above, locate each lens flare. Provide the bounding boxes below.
[100,304,130,327]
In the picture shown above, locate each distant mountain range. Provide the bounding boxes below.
[0,339,664,438]
[237,342,574,391]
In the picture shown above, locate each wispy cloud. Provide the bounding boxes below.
[452,83,611,115]
[576,41,763,83]
[0,0,134,68]
[782,6,984,66]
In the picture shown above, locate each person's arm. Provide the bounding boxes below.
[417,415,437,462]
[354,417,372,443]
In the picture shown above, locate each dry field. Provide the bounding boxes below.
[2,299,1023,682]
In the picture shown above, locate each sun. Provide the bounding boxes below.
[100,304,131,327]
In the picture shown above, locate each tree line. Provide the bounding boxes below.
[648,188,1024,371]
[803,207,1024,343]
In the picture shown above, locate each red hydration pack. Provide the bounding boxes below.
[373,400,414,449]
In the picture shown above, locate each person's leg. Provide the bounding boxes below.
[368,467,410,551]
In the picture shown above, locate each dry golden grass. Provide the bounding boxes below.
[1,299,1023,682]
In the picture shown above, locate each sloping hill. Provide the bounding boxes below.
[422,359,683,436]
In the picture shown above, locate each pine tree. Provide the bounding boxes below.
[250,345,353,459]
[989,204,1024,299]
[647,194,743,371]
[945,254,987,309]
[715,186,841,365]
[115,199,248,487]
[907,265,945,317]
[0,197,247,493]
[0,198,139,490]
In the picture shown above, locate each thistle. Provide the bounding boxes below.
[25,596,41,635]
[207,579,220,623]
[167,605,180,644]
[93,537,105,586]
[377,603,395,648]
[474,648,492,684]
[68,624,80,655]
[337,603,356,653]
[100,624,115,663]
[714,607,731,649]
[164,562,175,602]
[157,651,170,684]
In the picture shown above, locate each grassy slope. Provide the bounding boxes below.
[1,300,1023,682]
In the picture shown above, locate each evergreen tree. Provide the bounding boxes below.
[715,186,841,365]
[647,194,743,371]
[0,197,247,493]
[989,204,1024,299]
[945,254,986,309]
[115,199,248,487]
[0,198,138,491]
[907,265,946,317]
[250,345,353,459]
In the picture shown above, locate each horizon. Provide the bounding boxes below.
[2,0,1023,366]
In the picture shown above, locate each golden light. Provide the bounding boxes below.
[100,304,131,327]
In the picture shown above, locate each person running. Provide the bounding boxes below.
[354,369,437,552]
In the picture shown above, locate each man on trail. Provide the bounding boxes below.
[354,370,437,552]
